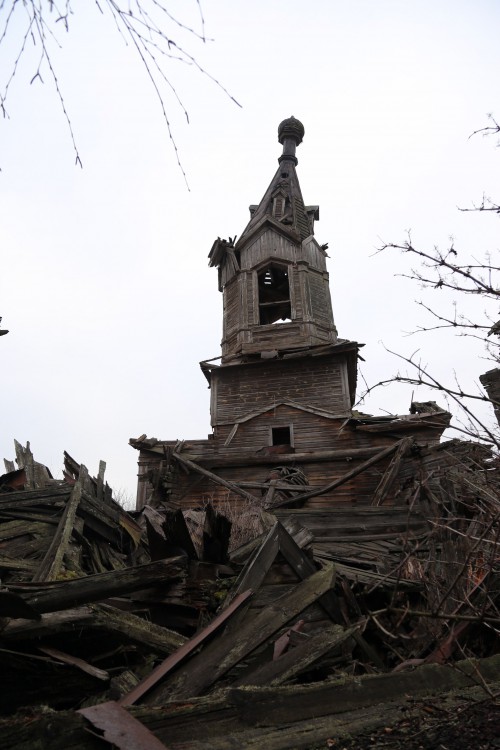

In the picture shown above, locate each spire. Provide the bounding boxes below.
[210,117,337,362]
[236,117,318,249]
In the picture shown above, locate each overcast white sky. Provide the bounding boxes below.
[1,1,499,502]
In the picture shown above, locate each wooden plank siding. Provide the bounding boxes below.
[237,228,329,274]
[292,264,304,320]
[220,227,337,360]
[215,409,351,454]
[302,235,329,270]
[222,276,240,340]
[137,448,402,511]
[307,270,334,325]
[135,424,456,512]
[243,322,305,353]
[211,355,350,426]
[273,507,427,542]
[239,229,302,271]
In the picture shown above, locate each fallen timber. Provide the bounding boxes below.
[15,557,188,614]
[137,442,393,468]
[1,440,499,749]
[2,656,500,750]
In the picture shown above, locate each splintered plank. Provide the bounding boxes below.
[277,523,383,669]
[32,474,84,581]
[235,623,359,687]
[372,437,413,506]
[144,506,198,561]
[229,514,313,565]
[2,604,186,654]
[276,523,342,619]
[148,563,336,703]
[78,491,140,547]
[227,520,342,625]
[96,460,106,503]
[172,451,257,503]
[224,523,280,607]
[38,645,109,681]
[224,521,342,634]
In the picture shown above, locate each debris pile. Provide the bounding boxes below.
[1,440,499,749]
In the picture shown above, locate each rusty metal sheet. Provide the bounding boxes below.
[78,701,169,750]
[119,589,253,706]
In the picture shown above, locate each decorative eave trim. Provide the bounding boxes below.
[216,399,350,430]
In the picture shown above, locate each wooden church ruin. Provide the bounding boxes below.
[1,119,499,749]
[130,117,463,529]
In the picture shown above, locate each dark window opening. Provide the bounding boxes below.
[258,264,291,325]
[272,426,291,446]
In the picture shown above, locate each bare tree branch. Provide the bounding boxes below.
[0,1,241,177]
[370,116,500,448]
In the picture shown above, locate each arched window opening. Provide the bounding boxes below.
[258,264,291,325]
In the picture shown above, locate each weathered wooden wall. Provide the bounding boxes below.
[136,426,404,511]
[238,228,327,273]
[221,228,336,359]
[139,456,393,510]
[211,355,351,428]
[134,410,449,511]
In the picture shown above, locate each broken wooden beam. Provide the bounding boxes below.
[2,604,186,654]
[119,591,252,706]
[235,623,360,687]
[32,472,85,582]
[138,443,392,467]
[172,451,258,503]
[21,557,188,614]
[372,437,413,506]
[143,506,198,561]
[269,442,402,508]
[148,563,336,703]
[3,656,500,750]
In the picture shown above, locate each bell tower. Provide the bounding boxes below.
[206,118,358,449]
[209,117,338,364]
